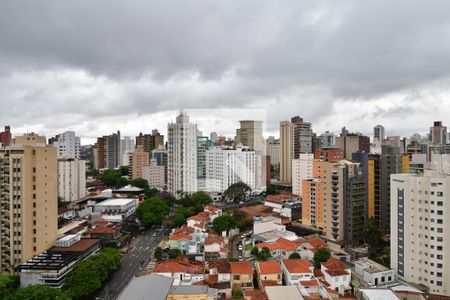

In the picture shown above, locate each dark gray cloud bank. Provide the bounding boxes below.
[1,0,450,143]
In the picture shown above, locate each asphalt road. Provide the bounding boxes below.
[231,231,251,260]
[94,228,166,300]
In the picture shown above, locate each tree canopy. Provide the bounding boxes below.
[8,285,70,300]
[363,218,383,258]
[173,207,192,227]
[136,196,170,226]
[223,182,251,202]
[100,169,128,188]
[0,273,19,299]
[178,192,212,213]
[212,215,237,233]
[288,252,301,259]
[254,247,272,261]
[63,248,122,298]
[313,248,331,268]
[129,178,159,198]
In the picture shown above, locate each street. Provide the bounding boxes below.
[94,228,166,300]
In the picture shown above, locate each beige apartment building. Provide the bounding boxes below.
[0,134,58,273]
[129,145,149,179]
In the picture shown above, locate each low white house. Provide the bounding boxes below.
[321,257,352,295]
[281,259,314,286]
[93,198,137,222]
[354,257,395,287]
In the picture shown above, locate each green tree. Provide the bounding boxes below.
[288,252,301,259]
[10,285,70,300]
[154,247,163,260]
[100,169,129,188]
[228,257,238,262]
[168,249,182,259]
[257,247,272,261]
[173,207,192,227]
[266,185,279,195]
[231,209,248,223]
[136,196,170,226]
[119,166,129,176]
[313,248,331,268]
[232,289,244,298]
[223,182,251,202]
[129,178,159,198]
[63,248,122,299]
[212,215,237,233]
[0,273,19,299]
[363,218,383,258]
[250,246,259,256]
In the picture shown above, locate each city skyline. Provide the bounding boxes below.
[2,1,450,142]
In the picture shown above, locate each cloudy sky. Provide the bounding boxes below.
[1,0,450,144]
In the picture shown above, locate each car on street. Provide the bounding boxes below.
[152,232,157,237]
[240,234,246,238]
[238,245,243,251]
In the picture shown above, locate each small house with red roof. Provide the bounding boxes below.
[320,257,351,295]
[230,261,254,290]
[280,259,314,286]
[153,257,205,285]
[256,237,302,259]
[203,205,222,221]
[256,260,282,291]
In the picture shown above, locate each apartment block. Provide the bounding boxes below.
[58,159,87,202]
[391,163,450,296]
[0,134,58,273]
[291,153,313,196]
[129,145,149,179]
[49,131,80,159]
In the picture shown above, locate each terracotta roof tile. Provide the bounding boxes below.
[256,237,300,252]
[91,226,119,234]
[305,238,327,249]
[322,257,351,270]
[230,261,253,274]
[282,259,313,274]
[325,269,349,277]
[170,233,192,241]
[208,259,231,273]
[244,290,268,300]
[257,260,282,274]
[205,236,224,245]
[204,205,221,213]
[300,279,320,287]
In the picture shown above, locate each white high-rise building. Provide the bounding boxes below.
[52,131,80,159]
[167,113,198,194]
[391,154,450,296]
[58,159,87,202]
[120,136,135,166]
[206,146,256,193]
[320,131,336,148]
[292,153,314,196]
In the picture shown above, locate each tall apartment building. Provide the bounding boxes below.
[167,113,198,194]
[314,148,344,163]
[279,116,312,183]
[0,134,58,273]
[129,145,149,179]
[210,132,218,143]
[291,153,313,196]
[373,125,385,145]
[142,159,165,189]
[391,155,450,296]
[48,131,80,159]
[58,159,87,202]
[335,127,370,160]
[92,131,120,169]
[152,147,168,185]
[0,126,11,147]
[235,120,264,155]
[320,131,336,148]
[135,130,164,157]
[205,146,256,193]
[302,159,366,243]
[266,136,280,167]
[353,146,408,230]
[197,136,210,191]
[430,121,447,145]
[120,136,135,166]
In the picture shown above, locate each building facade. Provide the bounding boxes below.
[49,131,80,160]
[58,159,87,202]
[391,166,450,295]
[0,134,58,273]
[291,153,313,196]
[129,145,149,179]
[168,113,198,194]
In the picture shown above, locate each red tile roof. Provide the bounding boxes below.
[256,237,300,252]
[261,280,279,287]
[208,259,231,273]
[205,236,224,245]
[282,259,313,274]
[154,261,186,273]
[325,269,349,277]
[91,226,119,234]
[266,194,298,203]
[230,261,253,274]
[314,269,324,278]
[188,212,210,222]
[244,290,268,300]
[204,205,221,213]
[257,260,282,274]
[305,238,327,249]
[300,279,320,287]
[170,233,192,241]
[322,257,351,270]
